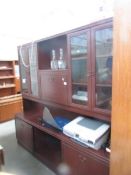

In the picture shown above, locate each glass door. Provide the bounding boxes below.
[29,43,39,97]
[69,31,91,107]
[19,45,31,94]
[93,25,113,112]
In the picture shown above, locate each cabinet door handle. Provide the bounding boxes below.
[63,82,67,85]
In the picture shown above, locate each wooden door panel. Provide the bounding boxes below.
[62,143,109,175]
[15,118,33,152]
[40,71,68,105]
[78,153,109,175]
[62,144,78,175]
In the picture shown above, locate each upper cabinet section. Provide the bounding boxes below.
[37,35,67,70]
[68,19,112,119]
[18,18,112,121]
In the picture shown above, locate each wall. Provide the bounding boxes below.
[0,0,114,60]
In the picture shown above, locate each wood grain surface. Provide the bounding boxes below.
[110,1,131,175]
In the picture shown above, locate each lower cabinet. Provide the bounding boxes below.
[15,118,33,152]
[15,117,109,175]
[62,143,109,175]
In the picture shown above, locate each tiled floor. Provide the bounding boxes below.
[0,120,56,175]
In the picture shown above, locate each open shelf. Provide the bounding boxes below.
[0,60,19,97]
[0,76,15,79]
[0,84,15,89]
[0,67,13,70]
[37,35,67,70]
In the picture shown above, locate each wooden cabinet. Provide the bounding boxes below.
[68,20,112,118]
[0,60,22,122]
[62,143,109,175]
[16,18,112,175]
[15,118,33,152]
[0,94,22,122]
[0,60,16,97]
[40,70,68,105]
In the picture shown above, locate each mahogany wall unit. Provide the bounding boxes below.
[16,18,112,175]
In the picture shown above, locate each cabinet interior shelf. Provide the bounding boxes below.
[96,55,111,58]
[96,83,111,87]
[0,76,15,79]
[72,82,87,86]
[41,69,68,72]
[72,56,87,60]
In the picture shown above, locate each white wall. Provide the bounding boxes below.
[0,0,114,60]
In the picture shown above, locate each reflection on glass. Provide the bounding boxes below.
[70,33,88,105]
[29,44,39,96]
[19,48,29,93]
[95,28,112,110]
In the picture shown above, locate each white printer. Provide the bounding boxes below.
[63,116,110,150]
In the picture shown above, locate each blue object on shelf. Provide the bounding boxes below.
[54,116,71,131]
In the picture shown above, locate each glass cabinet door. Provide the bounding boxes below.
[69,32,90,106]
[95,27,112,111]
[29,43,39,97]
[19,43,39,97]
[19,46,30,94]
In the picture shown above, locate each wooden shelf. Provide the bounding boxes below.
[0,84,15,89]
[72,82,87,86]
[0,67,13,70]
[96,55,111,58]
[0,60,20,97]
[72,56,87,60]
[0,76,15,79]
[96,83,112,87]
